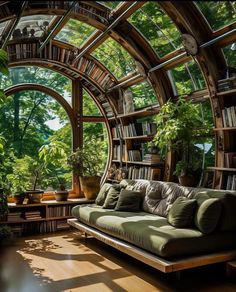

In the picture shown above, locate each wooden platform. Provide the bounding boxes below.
[68,218,236,273]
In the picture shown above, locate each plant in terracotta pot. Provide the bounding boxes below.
[153,97,211,186]
[67,147,102,199]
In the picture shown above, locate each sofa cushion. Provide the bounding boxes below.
[102,184,124,209]
[95,183,112,206]
[115,189,142,212]
[72,204,236,258]
[167,196,197,228]
[194,198,222,234]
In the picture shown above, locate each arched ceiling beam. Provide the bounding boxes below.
[38,1,77,52]
[1,1,28,49]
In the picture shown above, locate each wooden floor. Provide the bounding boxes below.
[0,231,236,292]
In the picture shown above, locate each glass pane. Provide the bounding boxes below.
[0,90,72,193]
[196,1,236,31]
[12,15,55,40]
[128,81,159,110]
[222,43,236,69]
[55,18,96,47]
[83,89,101,116]
[128,2,182,58]
[0,21,9,38]
[168,60,206,95]
[83,122,108,175]
[92,37,136,79]
[0,66,72,105]
[98,1,122,9]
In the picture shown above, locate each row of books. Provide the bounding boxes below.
[102,101,113,117]
[48,206,73,217]
[111,125,122,139]
[224,152,236,168]
[123,122,157,137]
[24,211,42,220]
[8,212,22,222]
[113,145,125,161]
[226,174,236,190]
[222,106,236,127]
[127,166,161,181]
[218,77,236,92]
[128,150,142,162]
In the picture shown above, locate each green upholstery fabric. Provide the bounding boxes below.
[71,204,236,258]
[102,184,124,209]
[95,183,112,206]
[194,198,222,234]
[115,189,142,212]
[167,197,197,228]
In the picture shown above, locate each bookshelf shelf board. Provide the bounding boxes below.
[216,89,236,97]
[117,106,159,119]
[41,199,94,205]
[1,218,46,224]
[124,161,164,166]
[214,127,236,131]
[123,135,154,141]
[208,167,236,172]
[47,216,72,221]
[112,138,121,141]
[112,160,121,163]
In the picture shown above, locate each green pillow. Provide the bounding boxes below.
[194,198,222,234]
[218,193,236,231]
[102,184,124,209]
[95,183,112,206]
[115,189,142,212]
[167,196,197,228]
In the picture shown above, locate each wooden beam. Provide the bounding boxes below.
[80,116,105,123]
[38,1,77,53]
[1,1,28,49]
[72,1,139,62]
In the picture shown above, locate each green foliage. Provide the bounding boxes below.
[153,97,212,176]
[0,49,9,76]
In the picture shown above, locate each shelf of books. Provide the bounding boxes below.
[1,199,93,236]
[212,76,236,189]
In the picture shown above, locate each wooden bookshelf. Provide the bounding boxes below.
[1,199,94,236]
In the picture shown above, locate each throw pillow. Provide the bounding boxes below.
[95,183,112,206]
[115,189,142,212]
[167,196,197,228]
[102,184,124,209]
[218,193,236,231]
[194,198,222,234]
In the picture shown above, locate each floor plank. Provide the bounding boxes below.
[0,231,236,292]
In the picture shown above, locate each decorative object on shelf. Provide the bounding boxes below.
[153,97,212,186]
[123,89,134,114]
[54,189,69,202]
[25,189,44,204]
[13,193,25,205]
[67,147,102,199]
[182,33,198,56]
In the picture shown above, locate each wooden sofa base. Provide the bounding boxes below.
[67,218,236,273]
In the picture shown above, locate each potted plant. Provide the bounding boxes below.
[67,147,102,199]
[153,97,211,186]
[39,140,70,201]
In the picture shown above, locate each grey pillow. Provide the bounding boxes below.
[167,196,197,228]
[194,198,222,234]
[115,189,142,212]
[102,184,124,209]
[95,183,112,206]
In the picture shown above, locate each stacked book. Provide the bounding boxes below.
[226,174,236,190]
[7,212,22,221]
[218,77,236,91]
[222,106,236,127]
[24,211,42,220]
[128,150,142,161]
[143,154,161,164]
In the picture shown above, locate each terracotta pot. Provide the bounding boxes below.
[79,176,101,200]
[54,190,69,202]
[26,190,44,204]
[178,175,198,187]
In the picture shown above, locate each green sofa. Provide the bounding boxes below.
[69,179,236,272]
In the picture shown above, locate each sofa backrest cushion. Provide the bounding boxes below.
[95,183,112,206]
[194,197,222,234]
[115,189,143,212]
[167,196,197,228]
[102,184,124,209]
[194,190,236,231]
